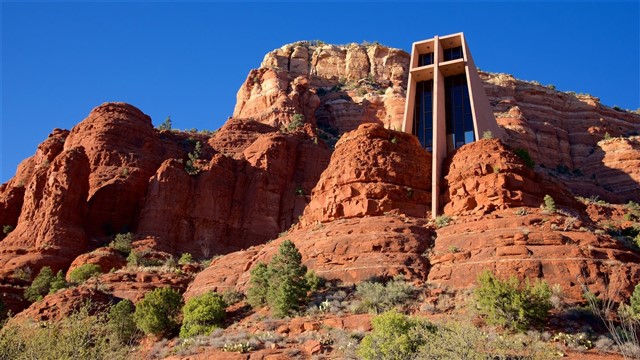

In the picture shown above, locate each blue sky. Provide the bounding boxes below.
[2,1,639,183]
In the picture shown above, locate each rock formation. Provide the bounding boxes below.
[1,41,639,327]
[234,42,409,133]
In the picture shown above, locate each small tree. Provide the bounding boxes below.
[286,114,305,132]
[185,141,202,175]
[68,264,102,284]
[474,270,551,331]
[24,266,54,302]
[247,240,317,317]
[134,287,182,336]
[108,299,137,345]
[247,262,269,308]
[180,292,227,338]
[158,116,172,131]
[543,194,556,213]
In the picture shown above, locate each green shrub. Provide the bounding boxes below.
[514,148,535,168]
[157,116,172,131]
[474,270,552,330]
[246,240,316,317]
[355,277,414,314]
[286,114,305,132]
[49,270,67,294]
[603,132,612,140]
[180,292,227,338]
[435,215,451,228]
[482,130,493,139]
[185,141,202,176]
[109,233,133,255]
[0,303,130,360]
[357,310,431,360]
[630,283,640,316]
[133,287,182,336]
[24,266,54,302]
[108,299,137,345]
[222,289,244,306]
[417,320,555,359]
[543,194,556,213]
[2,225,13,235]
[178,253,193,265]
[68,264,102,284]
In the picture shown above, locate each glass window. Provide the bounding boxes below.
[444,46,463,61]
[444,74,474,152]
[413,80,433,151]
[418,53,434,67]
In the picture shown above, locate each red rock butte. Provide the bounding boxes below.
[0,38,639,328]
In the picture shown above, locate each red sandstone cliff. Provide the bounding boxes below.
[1,41,639,322]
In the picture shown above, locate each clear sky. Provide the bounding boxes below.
[2,1,639,183]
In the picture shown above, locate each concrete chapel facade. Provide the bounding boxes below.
[402,32,501,217]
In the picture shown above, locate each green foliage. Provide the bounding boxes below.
[180,292,227,338]
[158,116,172,131]
[543,194,557,213]
[0,304,131,360]
[185,141,202,175]
[221,289,244,306]
[514,148,535,168]
[390,136,398,144]
[630,283,640,316]
[107,300,137,345]
[68,264,102,284]
[418,320,555,359]
[24,267,54,302]
[357,310,431,360]
[246,240,316,317]
[286,114,305,132]
[178,252,193,265]
[126,250,140,266]
[305,270,321,292]
[133,287,182,336]
[482,130,493,139]
[109,233,133,255]
[2,225,13,235]
[474,270,552,331]
[49,270,67,294]
[603,132,612,140]
[435,215,451,228]
[12,266,31,281]
[355,277,414,314]
[247,262,269,308]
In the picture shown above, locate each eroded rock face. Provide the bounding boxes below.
[136,123,331,258]
[184,216,434,300]
[234,42,409,133]
[442,139,584,216]
[0,147,90,279]
[428,209,640,303]
[482,72,640,203]
[0,129,68,239]
[300,123,431,225]
[64,102,164,237]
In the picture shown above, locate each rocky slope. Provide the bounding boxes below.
[0,41,639,340]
